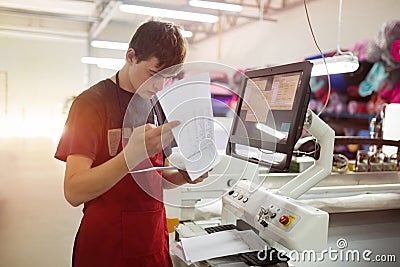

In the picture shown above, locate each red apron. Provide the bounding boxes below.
[73,152,173,267]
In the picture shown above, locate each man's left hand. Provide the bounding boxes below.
[178,169,210,184]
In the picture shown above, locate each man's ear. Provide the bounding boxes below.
[126,48,136,64]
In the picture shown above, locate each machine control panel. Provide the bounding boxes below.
[228,189,250,204]
[255,205,299,231]
[222,180,329,251]
[227,187,300,231]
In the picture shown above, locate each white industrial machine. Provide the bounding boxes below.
[221,61,335,252]
[222,108,335,251]
[222,179,329,251]
[170,62,336,266]
[164,153,256,220]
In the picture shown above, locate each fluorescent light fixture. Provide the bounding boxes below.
[91,40,127,50]
[189,0,243,12]
[90,30,193,50]
[119,4,219,23]
[81,57,124,70]
[309,0,359,77]
[180,29,193,38]
[309,54,359,76]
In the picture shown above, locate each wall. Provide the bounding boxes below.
[187,0,400,69]
[0,33,87,134]
[0,32,87,267]
[0,138,82,267]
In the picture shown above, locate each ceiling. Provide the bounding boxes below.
[0,0,310,43]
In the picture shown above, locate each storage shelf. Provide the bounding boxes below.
[320,112,375,120]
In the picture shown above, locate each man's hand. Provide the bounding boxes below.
[162,167,212,188]
[124,121,180,169]
[178,169,209,184]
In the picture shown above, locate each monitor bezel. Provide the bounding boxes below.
[227,61,313,171]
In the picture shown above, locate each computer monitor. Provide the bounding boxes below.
[227,61,313,171]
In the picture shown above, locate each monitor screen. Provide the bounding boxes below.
[227,61,312,171]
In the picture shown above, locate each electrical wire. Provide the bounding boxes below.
[336,0,344,55]
[293,143,321,159]
[336,0,353,57]
[258,2,333,161]
[258,144,320,159]
[303,0,331,116]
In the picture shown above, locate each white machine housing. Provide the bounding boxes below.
[222,110,334,252]
[164,154,260,220]
[166,109,335,253]
[222,179,329,251]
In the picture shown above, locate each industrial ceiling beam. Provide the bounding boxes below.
[120,0,276,22]
[89,0,121,39]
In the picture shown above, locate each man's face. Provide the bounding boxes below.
[128,56,165,99]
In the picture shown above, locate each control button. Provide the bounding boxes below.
[242,197,249,203]
[270,213,277,219]
[232,192,239,198]
[228,190,234,195]
[279,215,290,225]
[260,220,268,227]
[269,204,274,209]
[238,195,243,200]
[227,179,236,187]
[276,208,281,213]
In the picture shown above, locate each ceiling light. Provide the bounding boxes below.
[91,40,127,50]
[308,0,359,77]
[90,29,193,50]
[189,0,243,12]
[310,54,359,76]
[180,29,193,38]
[81,57,124,70]
[119,4,219,23]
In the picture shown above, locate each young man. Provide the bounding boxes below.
[55,20,207,267]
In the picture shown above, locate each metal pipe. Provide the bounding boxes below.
[0,71,8,117]
[0,25,88,40]
[0,7,99,23]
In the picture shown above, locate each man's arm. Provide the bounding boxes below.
[63,122,179,207]
[64,152,132,207]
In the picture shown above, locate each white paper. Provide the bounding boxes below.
[179,229,266,263]
[171,243,193,265]
[157,73,221,180]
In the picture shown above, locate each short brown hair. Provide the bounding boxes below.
[129,20,187,69]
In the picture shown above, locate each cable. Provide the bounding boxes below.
[336,0,353,57]
[258,141,321,159]
[293,145,320,158]
[336,0,344,55]
[303,0,331,116]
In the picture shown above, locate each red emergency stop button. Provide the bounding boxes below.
[279,215,290,225]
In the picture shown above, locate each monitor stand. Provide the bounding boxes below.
[277,109,335,199]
